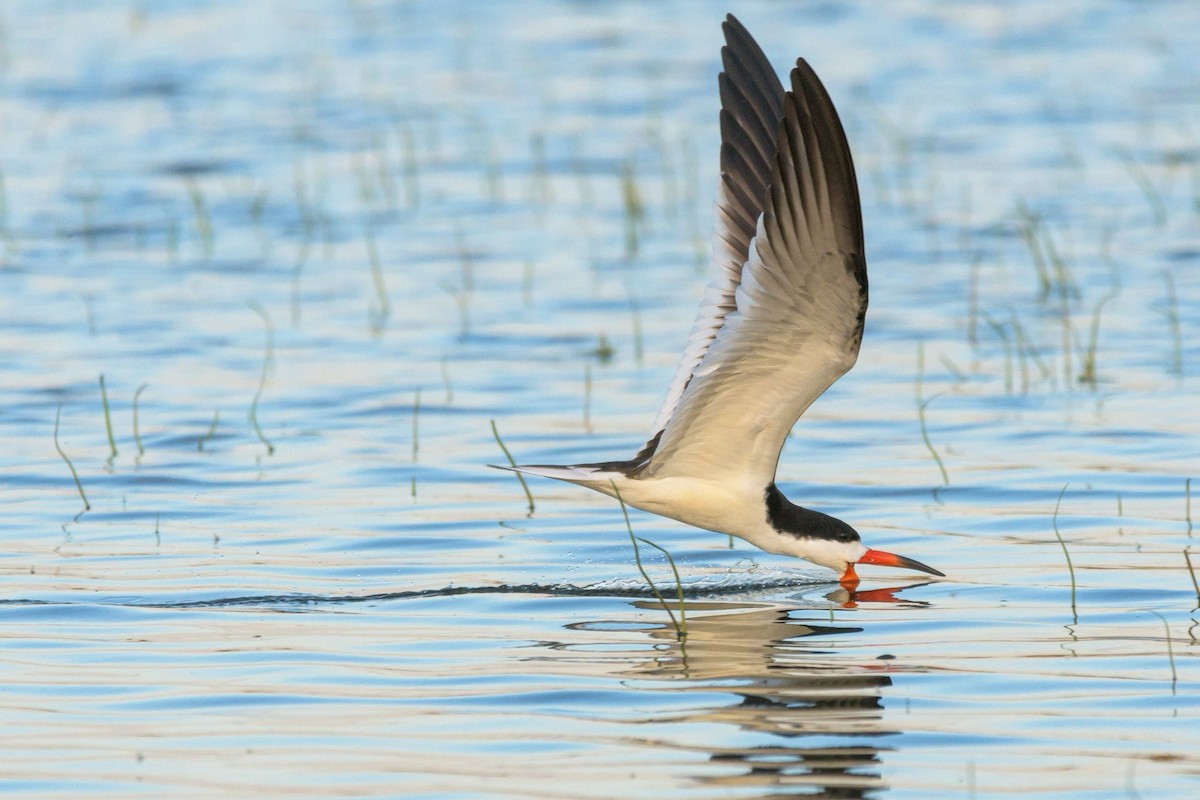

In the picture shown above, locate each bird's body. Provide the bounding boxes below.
[497,15,942,586]
[509,464,867,573]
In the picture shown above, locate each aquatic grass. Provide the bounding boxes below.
[1058,289,1073,390]
[914,343,948,487]
[440,357,453,405]
[166,217,180,261]
[247,301,275,456]
[994,308,1047,393]
[921,138,943,260]
[632,536,687,633]
[1184,549,1199,606]
[132,382,149,456]
[443,280,472,339]
[248,185,269,256]
[918,395,950,486]
[53,406,90,512]
[292,162,317,244]
[1077,292,1115,387]
[490,419,534,515]
[456,227,474,294]
[197,409,219,451]
[397,117,420,210]
[1117,147,1168,227]
[411,389,420,463]
[441,239,474,339]
[568,132,593,206]
[365,226,391,333]
[611,481,686,640]
[1009,311,1052,382]
[98,374,118,462]
[620,158,644,261]
[982,315,1013,394]
[1146,611,1177,693]
[183,178,214,258]
[590,335,615,364]
[1015,202,1052,298]
[1099,221,1121,290]
[966,254,980,348]
[467,114,503,204]
[1041,225,1079,300]
[1052,485,1077,620]
[80,181,99,252]
[938,355,967,383]
[372,139,399,211]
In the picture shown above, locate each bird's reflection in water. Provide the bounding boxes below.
[620,585,928,797]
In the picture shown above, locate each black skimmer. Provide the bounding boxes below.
[497,15,943,588]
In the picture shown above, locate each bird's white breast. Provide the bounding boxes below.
[597,475,782,552]
[594,475,866,570]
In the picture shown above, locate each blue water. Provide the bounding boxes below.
[2,0,1199,796]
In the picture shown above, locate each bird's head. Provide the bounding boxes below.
[796,516,944,587]
[764,485,943,585]
[840,545,945,588]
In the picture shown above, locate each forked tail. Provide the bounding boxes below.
[488,461,633,491]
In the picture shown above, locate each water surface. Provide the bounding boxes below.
[1,1,1199,796]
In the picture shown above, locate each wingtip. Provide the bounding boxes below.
[721,13,753,48]
[789,58,826,100]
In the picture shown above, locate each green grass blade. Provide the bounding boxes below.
[132,383,149,456]
[611,481,682,639]
[1184,549,1199,607]
[53,406,90,512]
[247,301,276,455]
[1052,484,1077,621]
[198,409,219,451]
[634,536,687,639]
[490,419,534,516]
[99,374,118,461]
[919,395,950,486]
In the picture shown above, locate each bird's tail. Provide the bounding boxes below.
[488,461,632,493]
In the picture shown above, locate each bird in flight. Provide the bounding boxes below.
[497,14,943,588]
